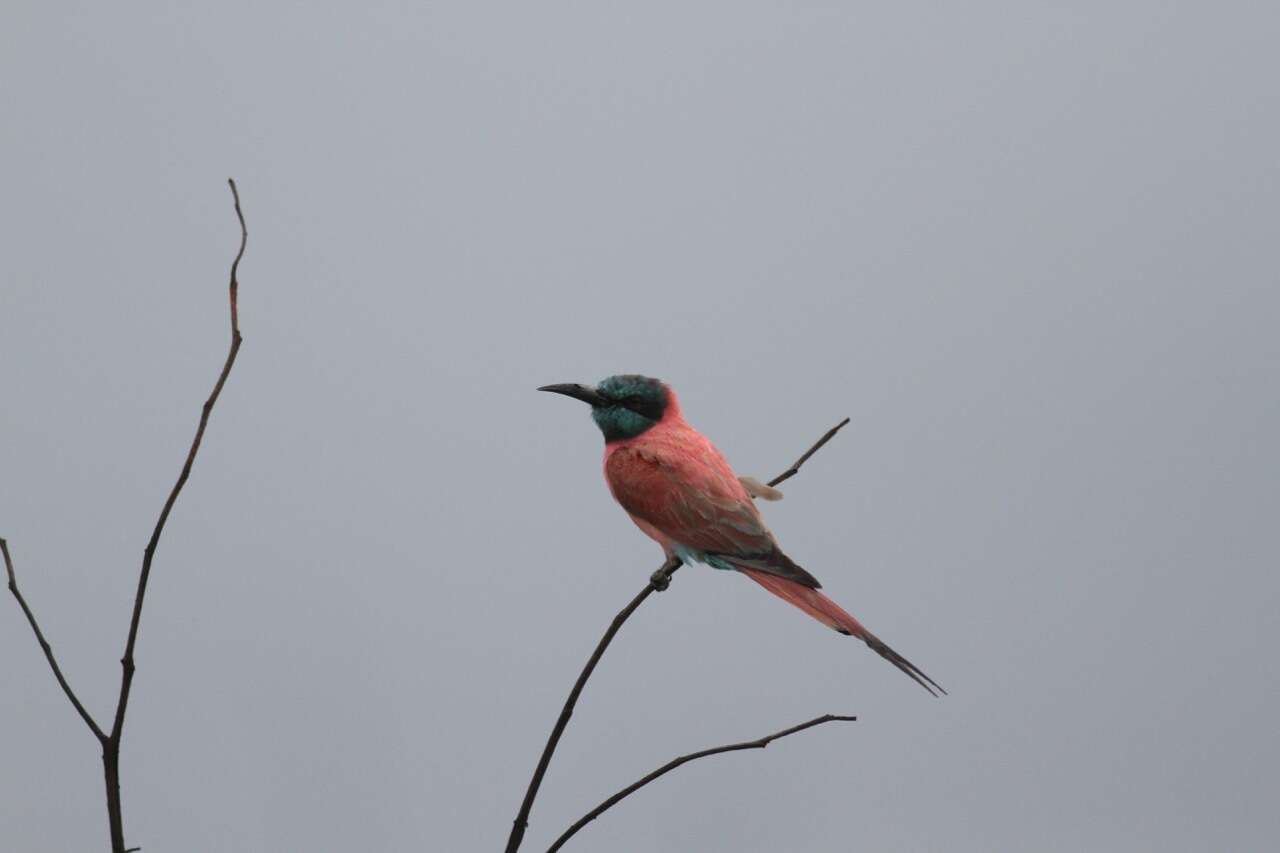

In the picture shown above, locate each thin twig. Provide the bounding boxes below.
[3,181,247,853]
[4,181,247,853]
[100,178,247,852]
[767,417,851,488]
[504,418,850,853]
[546,714,857,852]
[2,539,107,742]
[504,556,677,853]
[108,177,246,743]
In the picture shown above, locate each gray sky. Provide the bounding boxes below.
[3,3,1278,851]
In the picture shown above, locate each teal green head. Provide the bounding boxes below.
[539,374,673,442]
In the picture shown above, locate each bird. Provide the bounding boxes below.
[539,374,945,696]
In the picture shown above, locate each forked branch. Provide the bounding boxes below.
[504,418,850,853]
[4,179,248,853]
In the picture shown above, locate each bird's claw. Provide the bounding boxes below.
[649,569,671,591]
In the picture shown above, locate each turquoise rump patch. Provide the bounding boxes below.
[673,543,737,571]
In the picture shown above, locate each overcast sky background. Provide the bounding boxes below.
[3,3,1278,851]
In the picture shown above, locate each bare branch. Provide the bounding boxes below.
[504,556,678,853]
[504,419,851,853]
[767,416,850,488]
[4,180,248,853]
[2,539,107,742]
[547,714,857,852]
[108,177,246,743]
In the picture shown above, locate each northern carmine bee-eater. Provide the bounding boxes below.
[540,374,945,696]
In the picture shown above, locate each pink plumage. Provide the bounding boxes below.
[541,375,943,695]
[604,382,942,696]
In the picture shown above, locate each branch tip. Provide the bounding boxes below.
[546,713,858,852]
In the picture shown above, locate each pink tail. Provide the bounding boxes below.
[741,569,946,696]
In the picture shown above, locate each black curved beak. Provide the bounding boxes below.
[538,383,608,407]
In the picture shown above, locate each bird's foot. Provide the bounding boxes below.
[649,568,671,591]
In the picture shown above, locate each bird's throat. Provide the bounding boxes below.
[592,406,658,442]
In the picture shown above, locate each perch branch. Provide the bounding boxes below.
[504,418,849,853]
[546,713,857,852]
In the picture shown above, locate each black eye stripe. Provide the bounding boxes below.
[625,398,664,420]
[594,377,668,422]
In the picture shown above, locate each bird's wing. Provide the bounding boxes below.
[606,441,821,588]
[738,476,783,501]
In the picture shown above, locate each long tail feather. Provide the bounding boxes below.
[740,569,946,697]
